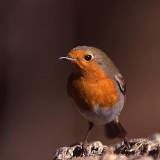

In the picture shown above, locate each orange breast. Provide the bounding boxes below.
[68,63,119,111]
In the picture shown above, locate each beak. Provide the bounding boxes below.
[59,56,75,61]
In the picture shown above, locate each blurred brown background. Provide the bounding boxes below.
[1,0,160,160]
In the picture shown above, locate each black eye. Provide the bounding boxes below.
[84,54,93,61]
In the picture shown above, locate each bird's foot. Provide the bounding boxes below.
[82,140,90,156]
[124,137,130,148]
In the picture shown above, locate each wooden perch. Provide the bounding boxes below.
[53,133,160,160]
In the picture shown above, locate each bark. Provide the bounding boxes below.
[54,133,160,160]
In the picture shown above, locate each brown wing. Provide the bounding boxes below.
[115,73,126,96]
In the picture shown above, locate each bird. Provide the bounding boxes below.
[59,46,127,153]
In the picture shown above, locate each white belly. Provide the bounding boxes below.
[78,98,124,124]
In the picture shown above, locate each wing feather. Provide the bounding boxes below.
[115,73,126,95]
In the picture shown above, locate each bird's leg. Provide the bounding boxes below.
[113,117,129,147]
[82,122,94,154]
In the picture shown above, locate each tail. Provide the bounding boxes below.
[104,117,127,139]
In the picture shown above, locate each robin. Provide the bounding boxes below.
[59,46,127,152]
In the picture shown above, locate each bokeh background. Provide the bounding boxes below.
[1,0,160,160]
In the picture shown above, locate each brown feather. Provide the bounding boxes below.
[104,117,127,139]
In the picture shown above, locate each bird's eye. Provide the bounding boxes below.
[84,54,93,61]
